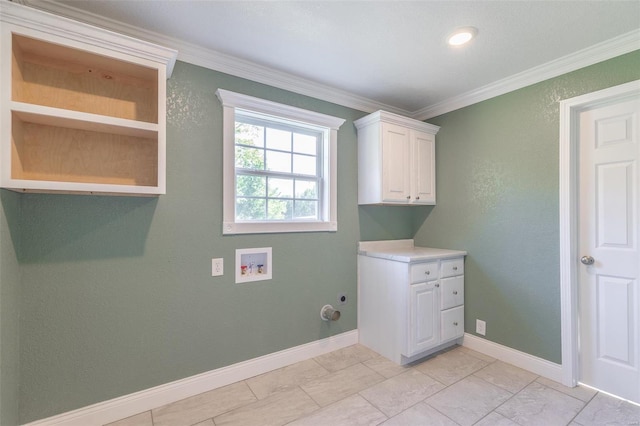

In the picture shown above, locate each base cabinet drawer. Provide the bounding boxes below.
[441,305,464,342]
[441,275,464,309]
[441,258,464,278]
[410,262,438,283]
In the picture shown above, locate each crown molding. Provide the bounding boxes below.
[412,29,640,120]
[18,0,408,116]
[177,40,409,116]
[354,110,439,134]
[17,0,640,120]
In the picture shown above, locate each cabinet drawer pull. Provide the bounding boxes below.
[416,196,420,200]
[425,271,430,275]
[453,322,458,326]
[406,196,411,200]
[435,283,440,287]
[453,290,458,295]
[453,266,458,271]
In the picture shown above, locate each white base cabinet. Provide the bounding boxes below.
[358,240,466,365]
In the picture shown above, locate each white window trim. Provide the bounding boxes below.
[216,89,345,235]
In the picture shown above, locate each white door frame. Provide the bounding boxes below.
[559,79,640,387]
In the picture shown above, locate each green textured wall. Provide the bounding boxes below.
[414,51,640,363]
[9,48,640,423]
[0,191,20,426]
[16,62,380,423]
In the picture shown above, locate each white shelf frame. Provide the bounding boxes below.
[0,2,177,196]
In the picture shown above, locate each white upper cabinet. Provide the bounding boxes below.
[355,110,439,205]
[0,2,177,196]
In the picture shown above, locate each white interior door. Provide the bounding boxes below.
[578,93,640,403]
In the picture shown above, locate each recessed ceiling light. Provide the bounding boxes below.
[448,27,478,46]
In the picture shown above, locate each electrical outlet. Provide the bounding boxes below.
[212,258,224,276]
[476,319,486,336]
[338,292,347,305]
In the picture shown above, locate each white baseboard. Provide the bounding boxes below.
[462,333,563,383]
[23,330,359,426]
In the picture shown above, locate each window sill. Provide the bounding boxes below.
[223,221,337,235]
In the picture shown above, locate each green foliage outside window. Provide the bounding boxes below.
[235,123,319,221]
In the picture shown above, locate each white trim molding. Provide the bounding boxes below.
[18,0,640,119]
[22,330,359,426]
[462,333,563,383]
[414,29,640,120]
[216,89,344,235]
[17,0,409,116]
[558,80,640,389]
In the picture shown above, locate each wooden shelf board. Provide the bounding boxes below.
[3,179,163,196]
[11,102,158,139]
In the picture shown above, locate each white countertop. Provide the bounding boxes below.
[358,239,466,263]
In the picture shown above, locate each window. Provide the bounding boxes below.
[216,89,345,234]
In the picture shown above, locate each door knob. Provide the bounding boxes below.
[581,256,595,265]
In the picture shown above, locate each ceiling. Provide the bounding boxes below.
[20,0,640,118]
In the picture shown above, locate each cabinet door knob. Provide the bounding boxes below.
[416,196,420,200]
[453,266,458,271]
[453,322,458,326]
[453,290,458,295]
[425,271,430,275]
[435,283,440,287]
[406,196,411,200]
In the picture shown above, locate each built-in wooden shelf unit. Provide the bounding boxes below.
[1,2,177,195]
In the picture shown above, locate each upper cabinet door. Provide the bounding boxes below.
[381,122,411,202]
[412,130,436,204]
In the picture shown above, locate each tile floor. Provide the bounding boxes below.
[106,344,640,426]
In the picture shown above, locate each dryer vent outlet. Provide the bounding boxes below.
[321,305,341,321]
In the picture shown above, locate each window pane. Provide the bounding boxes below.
[236,197,266,220]
[237,175,266,197]
[268,177,293,198]
[236,146,264,170]
[293,154,316,175]
[266,128,291,151]
[266,150,291,173]
[267,199,293,220]
[293,133,317,155]
[236,123,264,147]
[294,201,318,219]
[295,180,317,199]
[227,95,336,229]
